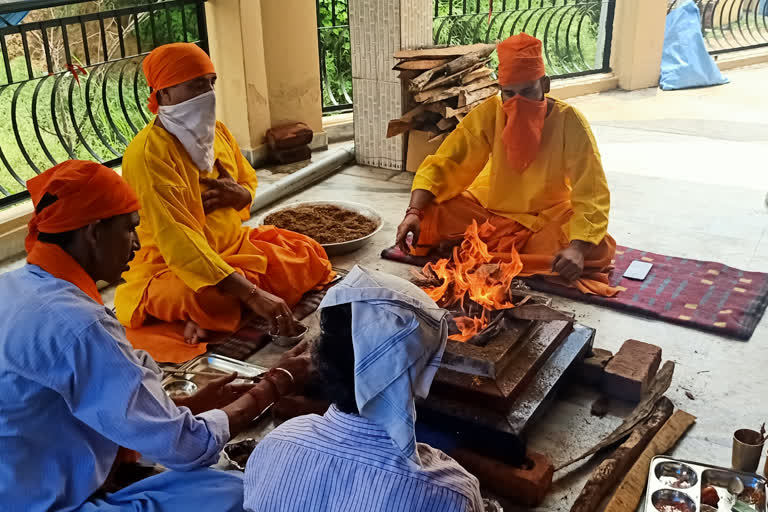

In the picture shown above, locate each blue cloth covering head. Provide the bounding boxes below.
[319,265,449,467]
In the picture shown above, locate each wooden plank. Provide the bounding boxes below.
[412,60,488,95]
[409,46,496,91]
[570,397,674,512]
[397,70,422,81]
[556,360,675,472]
[393,58,451,71]
[437,117,457,131]
[603,411,697,512]
[424,102,448,116]
[428,131,449,144]
[462,67,494,84]
[458,84,499,107]
[400,104,426,122]
[445,99,485,118]
[386,120,413,138]
[413,77,497,104]
[394,43,495,60]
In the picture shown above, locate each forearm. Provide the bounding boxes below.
[408,189,436,210]
[222,380,278,436]
[569,239,596,255]
[216,271,255,302]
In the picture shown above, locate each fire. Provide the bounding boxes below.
[421,220,523,342]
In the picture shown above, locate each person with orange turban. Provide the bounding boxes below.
[0,160,314,511]
[395,33,617,297]
[115,43,335,362]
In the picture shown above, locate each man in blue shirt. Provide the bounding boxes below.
[0,160,305,512]
[244,266,484,512]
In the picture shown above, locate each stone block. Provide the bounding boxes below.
[602,339,662,402]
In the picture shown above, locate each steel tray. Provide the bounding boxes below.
[645,456,767,512]
[161,354,268,398]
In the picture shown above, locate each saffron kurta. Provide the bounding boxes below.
[411,95,617,296]
[115,120,333,361]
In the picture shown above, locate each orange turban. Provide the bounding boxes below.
[497,33,546,86]
[26,160,140,253]
[142,42,215,114]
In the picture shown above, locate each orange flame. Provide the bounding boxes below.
[421,220,523,342]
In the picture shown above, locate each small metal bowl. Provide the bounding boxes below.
[651,489,697,512]
[654,461,699,489]
[271,323,308,348]
[163,379,198,398]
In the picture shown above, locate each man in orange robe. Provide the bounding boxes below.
[115,43,334,361]
[395,34,617,296]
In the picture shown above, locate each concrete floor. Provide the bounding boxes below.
[247,63,768,510]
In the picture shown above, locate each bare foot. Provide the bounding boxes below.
[183,321,208,345]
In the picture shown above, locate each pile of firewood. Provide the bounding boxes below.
[387,43,499,141]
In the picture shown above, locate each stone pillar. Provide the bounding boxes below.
[206,0,326,164]
[610,0,668,90]
[349,0,432,170]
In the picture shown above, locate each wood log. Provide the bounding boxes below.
[413,77,497,104]
[394,43,495,60]
[409,46,495,91]
[603,410,696,512]
[569,397,674,512]
[386,119,413,138]
[445,99,484,118]
[424,102,448,116]
[428,132,449,144]
[458,84,499,107]
[399,104,426,122]
[397,70,423,80]
[556,360,675,471]
[393,58,450,70]
[462,67,494,84]
[436,117,457,131]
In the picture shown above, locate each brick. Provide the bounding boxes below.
[578,347,613,385]
[602,339,662,402]
[452,449,553,506]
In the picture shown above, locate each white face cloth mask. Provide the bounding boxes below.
[157,90,216,172]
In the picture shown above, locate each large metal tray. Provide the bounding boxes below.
[645,456,767,512]
[161,354,268,398]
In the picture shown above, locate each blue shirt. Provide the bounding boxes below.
[243,405,483,512]
[0,264,229,512]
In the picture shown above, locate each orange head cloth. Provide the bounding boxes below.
[142,42,215,114]
[497,33,546,86]
[26,160,140,253]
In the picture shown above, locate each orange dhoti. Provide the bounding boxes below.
[124,226,334,363]
[412,193,618,297]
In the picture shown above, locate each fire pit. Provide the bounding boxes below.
[412,220,593,439]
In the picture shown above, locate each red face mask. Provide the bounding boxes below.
[501,95,548,172]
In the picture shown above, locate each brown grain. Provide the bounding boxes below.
[265,205,378,245]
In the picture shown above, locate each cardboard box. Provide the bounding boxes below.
[405,130,447,172]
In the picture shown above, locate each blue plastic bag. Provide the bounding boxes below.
[659,0,729,91]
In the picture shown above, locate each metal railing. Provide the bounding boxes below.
[667,0,768,54]
[0,0,208,208]
[433,0,616,79]
[316,0,352,115]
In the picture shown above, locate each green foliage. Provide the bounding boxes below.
[317,0,352,111]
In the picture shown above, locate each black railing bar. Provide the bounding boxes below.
[101,60,130,146]
[67,72,104,163]
[601,0,616,71]
[0,191,30,207]
[0,34,13,84]
[98,12,109,63]
[85,64,121,157]
[11,82,43,176]
[60,19,73,68]
[731,0,747,47]
[118,59,140,135]
[50,73,78,159]
[180,2,188,41]
[331,0,337,26]
[573,8,592,71]
[132,59,150,124]
[164,6,172,45]
[321,103,353,113]
[116,13,126,58]
[317,24,351,30]
[0,180,10,197]
[196,0,207,52]
[20,29,34,81]
[40,25,54,75]
[79,16,91,66]
[549,6,573,75]
[134,8,143,53]
[0,0,205,16]
[31,76,58,165]
[710,40,768,54]
[148,5,157,48]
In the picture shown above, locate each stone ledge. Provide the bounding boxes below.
[714,46,768,71]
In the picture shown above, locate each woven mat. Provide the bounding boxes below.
[381,245,768,340]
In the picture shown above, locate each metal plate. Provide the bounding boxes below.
[161,354,268,395]
[258,200,383,256]
[645,456,767,512]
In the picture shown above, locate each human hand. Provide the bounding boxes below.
[244,286,298,336]
[552,244,588,281]
[200,170,251,214]
[395,214,421,254]
[180,373,254,415]
[273,348,312,392]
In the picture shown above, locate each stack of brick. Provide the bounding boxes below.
[266,122,313,164]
